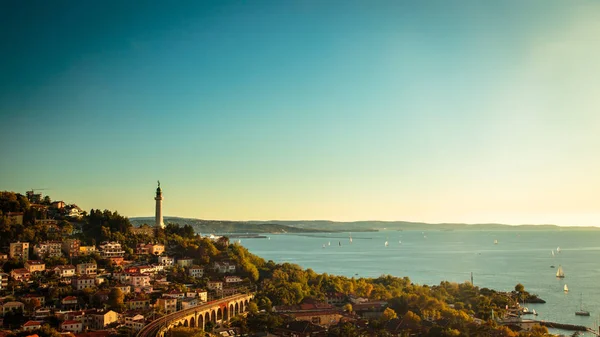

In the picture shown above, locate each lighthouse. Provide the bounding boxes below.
[155,181,164,229]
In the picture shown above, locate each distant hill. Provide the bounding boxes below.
[130,217,599,233]
[129,217,334,233]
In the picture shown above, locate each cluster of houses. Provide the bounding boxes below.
[0,238,248,336]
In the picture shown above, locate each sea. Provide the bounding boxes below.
[239,229,600,335]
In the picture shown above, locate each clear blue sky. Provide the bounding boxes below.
[2,1,600,226]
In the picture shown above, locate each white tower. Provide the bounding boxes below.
[155,181,164,229]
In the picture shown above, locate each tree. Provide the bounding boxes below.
[515,283,525,293]
[43,195,52,204]
[381,307,398,322]
[108,288,125,311]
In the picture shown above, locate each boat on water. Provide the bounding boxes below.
[384,241,389,247]
[557,246,561,253]
[494,239,498,244]
[564,284,569,293]
[338,241,341,246]
[551,250,555,257]
[328,241,331,246]
[556,265,565,278]
[576,293,590,316]
[349,233,353,244]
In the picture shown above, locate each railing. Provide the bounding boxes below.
[137,293,253,337]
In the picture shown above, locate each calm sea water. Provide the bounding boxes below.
[240,230,600,334]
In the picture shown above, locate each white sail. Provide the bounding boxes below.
[494,239,498,244]
[564,284,569,292]
[556,265,565,278]
[551,250,555,257]
[557,246,561,253]
[385,241,389,247]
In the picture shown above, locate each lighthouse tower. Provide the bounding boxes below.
[155,181,164,229]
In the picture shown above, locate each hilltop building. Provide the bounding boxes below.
[155,181,164,229]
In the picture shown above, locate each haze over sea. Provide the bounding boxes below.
[242,229,600,334]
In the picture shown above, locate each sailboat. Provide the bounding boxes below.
[384,241,389,247]
[494,239,498,245]
[576,293,590,316]
[338,241,341,246]
[557,246,561,253]
[551,250,555,257]
[564,284,569,293]
[328,241,331,246]
[349,233,353,244]
[556,265,565,278]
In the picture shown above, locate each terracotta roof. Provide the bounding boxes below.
[23,321,43,327]
[61,320,81,325]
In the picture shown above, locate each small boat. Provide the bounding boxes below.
[575,293,590,316]
[384,241,389,247]
[399,240,401,244]
[557,246,561,253]
[550,265,555,268]
[339,241,341,246]
[556,265,565,278]
[494,239,498,245]
[349,233,353,244]
[328,241,331,246]
[532,309,538,316]
[564,284,569,293]
[551,250,555,257]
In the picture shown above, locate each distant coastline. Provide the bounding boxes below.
[130,216,600,233]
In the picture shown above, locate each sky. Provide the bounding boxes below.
[1,1,600,226]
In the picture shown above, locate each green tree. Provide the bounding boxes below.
[515,283,525,293]
[108,288,125,311]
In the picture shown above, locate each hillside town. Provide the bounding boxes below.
[0,189,561,337]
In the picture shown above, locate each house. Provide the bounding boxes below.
[108,256,125,265]
[163,290,185,299]
[93,290,110,303]
[326,292,347,306]
[4,212,24,225]
[352,301,388,319]
[25,260,46,273]
[136,243,164,256]
[2,301,25,314]
[53,265,76,278]
[158,256,175,266]
[98,242,125,258]
[61,320,83,333]
[51,201,66,209]
[79,245,97,255]
[207,280,223,291]
[126,298,150,310]
[214,261,236,273]
[62,296,79,309]
[112,272,131,283]
[34,308,51,319]
[9,241,30,260]
[180,297,199,310]
[156,297,177,314]
[274,320,328,337]
[22,294,46,308]
[195,290,208,303]
[91,310,119,330]
[125,266,140,274]
[115,284,131,294]
[124,314,145,331]
[224,276,243,283]
[138,265,156,274]
[62,239,81,257]
[129,274,151,288]
[176,257,194,268]
[77,262,97,275]
[188,266,204,278]
[0,272,9,290]
[22,320,43,331]
[72,276,96,291]
[287,310,344,328]
[33,241,63,258]
[10,268,31,282]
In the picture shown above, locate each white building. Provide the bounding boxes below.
[188,266,204,278]
[158,256,175,266]
[98,242,125,258]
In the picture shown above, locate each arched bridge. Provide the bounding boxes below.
[137,293,254,337]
